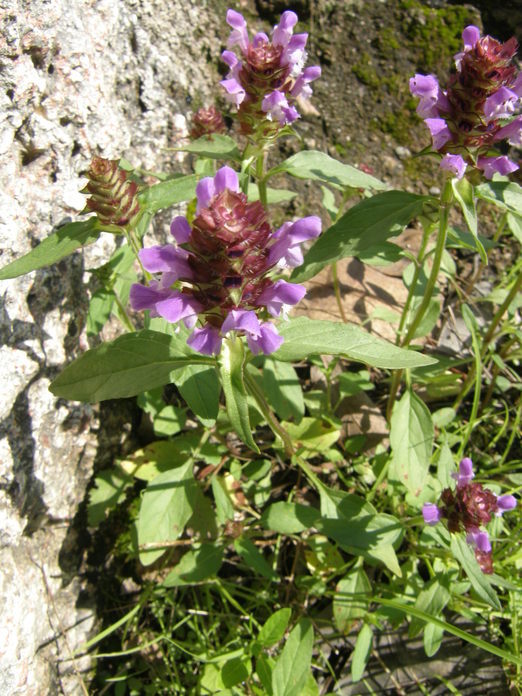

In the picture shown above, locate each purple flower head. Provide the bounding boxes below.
[220,9,320,132]
[422,502,442,526]
[130,166,320,357]
[423,454,517,574]
[410,26,521,181]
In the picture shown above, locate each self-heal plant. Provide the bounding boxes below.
[423,458,517,573]
[129,166,319,355]
[221,9,321,134]
[410,25,522,179]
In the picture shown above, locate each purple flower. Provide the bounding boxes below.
[256,280,306,316]
[268,216,321,267]
[496,494,517,516]
[221,309,261,337]
[483,86,519,122]
[494,115,522,146]
[477,155,519,178]
[425,118,452,150]
[452,457,474,487]
[170,216,192,243]
[422,503,442,526]
[466,529,492,554]
[187,324,222,356]
[139,245,193,279]
[440,154,467,179]
[409,74,448,118]
[246,322,284,355]
[220,9,320,130]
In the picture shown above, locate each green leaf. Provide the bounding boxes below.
[261,502,320,535]
[179,135,241,161]
[424,622,444,657]
[452,178,486,262]
[351,624,373,683]
[389,390,434,497]
[153,404,186,437]
[507,212,522,243]
[175,363,220,426]
[333,568,371,632]
[320,512,402,555]
[281,417,340,455]
[0,217,101,280]
[221,656,252,688]
[268,150,386,191]
[235,537,277,581]
[272,619,314,696]
[261,358,304,421]
[86,288,115,336]
[291,191,428,282]
[162,543,223,586]
[475,180,522,214]
[275,317,437,368]
[247,185,297,204]
[409,578,450,637]
[211,476,236,525]
[138,174,198,213]
[49,330,213,402]
[450,535,501,610]
[137,462,195,566]
[258,609,292,649]
[87,468,132,526]
[218,337,259,453]
[256,654,274,695]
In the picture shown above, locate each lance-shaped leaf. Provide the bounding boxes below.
[272,619,314,696]
[389,390,434,497]
[267,150,386,191]
[49,330,214,402]
[177,134,241,161]
[452,177,486,262]
[275,317,436,369]
[175,363,220,426]
[0,217,101,280]
[138,174,198,213]
[218,337,260,453]
[475,180,522,214]
[291,191,429,282]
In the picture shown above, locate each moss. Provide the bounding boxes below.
[351,52,380,88]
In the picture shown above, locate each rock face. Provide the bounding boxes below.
[0,0,221,692]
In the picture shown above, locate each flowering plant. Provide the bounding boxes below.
[1,8,520,693]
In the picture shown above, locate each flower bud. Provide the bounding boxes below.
[82,157,140,227]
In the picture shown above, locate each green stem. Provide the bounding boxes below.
[256,150,268,207]
[112,288,135,332]
[387,180,453,420]
[244,371,326,493]
[332,262,348,323]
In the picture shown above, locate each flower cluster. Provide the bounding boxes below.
[130,166,320,355]
[410,25,522,179]
[423,458,516,573]
[82,157,140,227]
[190,105,227,140]
[220,9,321,133]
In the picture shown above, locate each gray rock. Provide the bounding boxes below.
[0,0,220,692]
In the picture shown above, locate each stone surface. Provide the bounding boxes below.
[0,0,221,692]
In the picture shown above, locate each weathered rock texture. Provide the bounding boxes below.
[0,0,222,692]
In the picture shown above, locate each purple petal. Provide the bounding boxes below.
[252,32,269,47]
[422,502,441,526]
[477,155,519,178]
[462,25,480,51]
[261,90,292,125]
[484,87,519,122]
[170,216,191,243]
[221,309,261,337]
[220,78,246,107]
[409,74,448,118]
[512,73,522,98]
[195,176,216,213]
[226,9,249,52]
[139,245,192,279]
[440,154,467,179]
[129,283,173,311]
[256,280,306,316]
[496,494,517,516]
[272,10,298,47]
[155,293,202,324]
[425,117,452,150]
[187,324,222,355]
[222,49,239,69]
[286,216,322,243]
[292,65,321,97]
[247,322,284,355]
[282,33,308,76]
[493,116,522,146]
[214,166,239,194]
[466,529,491,554]
[267,216,321,268]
